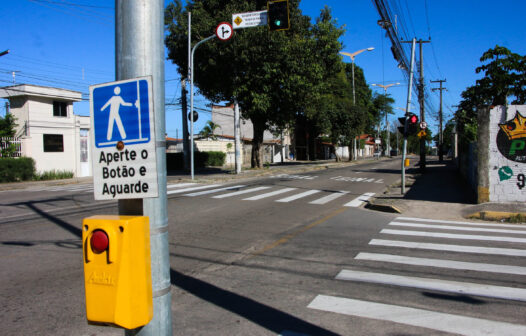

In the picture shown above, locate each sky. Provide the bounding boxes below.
[1,0,525,139]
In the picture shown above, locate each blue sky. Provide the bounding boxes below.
[1,0,525,138]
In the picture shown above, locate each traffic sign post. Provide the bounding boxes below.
[90,76,158,200]
[215,22,233,41]
[232,10,268,29]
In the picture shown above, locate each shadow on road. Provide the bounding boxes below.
[170,268,340,336]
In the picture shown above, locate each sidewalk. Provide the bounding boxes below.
[370,157,526,222]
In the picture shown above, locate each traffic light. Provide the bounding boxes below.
[397,116,407,136]
[407,113,419,135]
[268,0,290,31]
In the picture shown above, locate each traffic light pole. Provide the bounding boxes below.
[116,1,172,335]
[401,38,417,194]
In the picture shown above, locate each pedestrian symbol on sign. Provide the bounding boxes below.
[91,78,152,148]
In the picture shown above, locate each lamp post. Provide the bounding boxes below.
[0,50,9,57]
[372,82,400,156]
[339,47,374,105]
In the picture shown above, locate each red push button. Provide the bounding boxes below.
[91,230,109,253]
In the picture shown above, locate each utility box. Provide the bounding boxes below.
[82,215,152,329]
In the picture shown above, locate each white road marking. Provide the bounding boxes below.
[335,269,526,302]
[166,182,198,189]
[381,229,526,244]
[389,221,526,235]
[184,185,246,197]
[243,188,297,200]
[309,191,348,205]
[344,192,375,207]
[275,190,321,203]
[308,295,526,336]
[355,252,526,276]
[212,186,272,199]
[369,239,526,257]
[395,216,526,229]
[167,184,221,195]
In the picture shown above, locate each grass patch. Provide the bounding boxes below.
[33,170,74,181]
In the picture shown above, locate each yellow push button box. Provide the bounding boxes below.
[82,215,152,329]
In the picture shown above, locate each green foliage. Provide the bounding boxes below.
[0,157,35,182]
[0,113,17,137]
[456,46,525,145]
[33,170,74,181]
[198,121,221,140]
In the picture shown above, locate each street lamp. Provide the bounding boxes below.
[372,82,400,156]
[0,50,9,57]
[339,47,374,105]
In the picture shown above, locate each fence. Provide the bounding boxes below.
[0,137,22,157]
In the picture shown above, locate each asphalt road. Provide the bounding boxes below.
[1,158,525,335]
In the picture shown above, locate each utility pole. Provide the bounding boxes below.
[116,1,172,335]
[180,79,189,170]
[402,39,430,172]
[431,79,447,163]
[402,38,417,194]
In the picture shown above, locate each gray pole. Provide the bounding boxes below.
[234,99,241,173]
[352,59,356,105]
[190,34,216,180]
[181,79,189,170]
[116,1,172,335]
[431,79,447,163]
[402,38,417,194]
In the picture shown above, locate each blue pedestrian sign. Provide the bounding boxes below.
[91,77,152,147]
[89,77,158,200]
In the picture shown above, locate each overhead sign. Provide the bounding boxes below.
[90,76,158,200]
[215,22,233,41]
[232,10,268,29]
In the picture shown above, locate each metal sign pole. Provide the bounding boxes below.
[402,38,417,194]
[116,1,172,335]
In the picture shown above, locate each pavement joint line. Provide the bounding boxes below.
[249,207,347,257]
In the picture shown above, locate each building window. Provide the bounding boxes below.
[53,101,68,117]
[43,134,64,152]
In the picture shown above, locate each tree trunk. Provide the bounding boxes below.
[251,119,265,168]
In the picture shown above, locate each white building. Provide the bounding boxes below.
[0,84,91,177]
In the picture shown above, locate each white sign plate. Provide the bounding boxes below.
[215,22,233,41]
[420,121,427,129]
[89,76,158,200]
[232,10,268,29]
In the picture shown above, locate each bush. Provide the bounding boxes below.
[0,157,36,182]
[166,151,226,170]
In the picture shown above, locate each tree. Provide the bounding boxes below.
[0,113,16,137]
[456,46,525,143]
[198,121,221,140]
[369,92,394,135]
[165,1,344,168]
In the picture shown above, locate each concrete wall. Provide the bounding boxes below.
[478,105,526,203]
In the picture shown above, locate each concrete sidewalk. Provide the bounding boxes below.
[370,156,526,222]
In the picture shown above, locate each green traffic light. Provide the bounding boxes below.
[275,20,281,26]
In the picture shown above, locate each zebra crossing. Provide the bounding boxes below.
[167,183,375,207]
[19,181,377,208]
[307,216,526,335]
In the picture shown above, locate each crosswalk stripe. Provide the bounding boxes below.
[355,252,526,276]
[344,192,375,207]
[167,184,221,195]
[336,269,526,302]
[212,186,272,199]
[390,221,526,235]
[243,188,297,201]
[167,183,198,189]
[396,216,526,229]
[184,185,246,197]
[369,239,526,257]
[381,229,526,244]
[309,191,348,205]
[308,295,526,336]
[275,190,321,203]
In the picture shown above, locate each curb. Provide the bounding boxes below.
[364,202,402,213]
[467,211,526,222]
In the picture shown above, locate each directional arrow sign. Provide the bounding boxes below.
[215,22,233,41]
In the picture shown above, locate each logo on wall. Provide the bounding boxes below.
[497,112,526,163]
